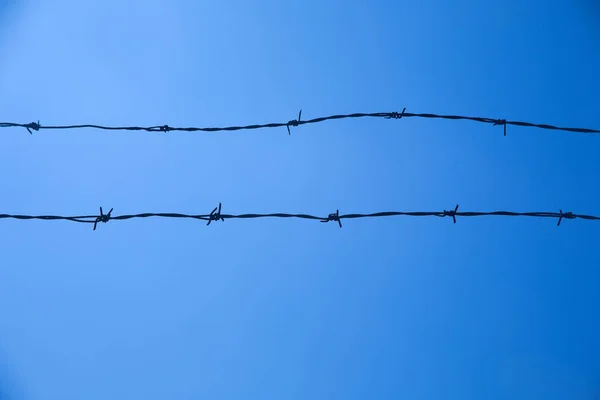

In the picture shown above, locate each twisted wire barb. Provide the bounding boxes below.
[0,204,598,230]
[2,110,599,135]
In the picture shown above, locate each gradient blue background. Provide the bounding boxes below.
[0,1,599,399]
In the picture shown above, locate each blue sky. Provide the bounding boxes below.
[0,0,599,399]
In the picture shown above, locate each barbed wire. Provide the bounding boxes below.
[1,109,599,136]
[0,204,597,230]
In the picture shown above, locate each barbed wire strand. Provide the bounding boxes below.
[0,204,597,230]
[1,109,599,136]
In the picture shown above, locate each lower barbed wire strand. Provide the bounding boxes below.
[2,110,599,135]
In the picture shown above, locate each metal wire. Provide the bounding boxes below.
[1,109,599,136]
[0,204,596,230]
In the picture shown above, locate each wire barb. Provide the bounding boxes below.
[494,119,507,136]
[321,209,342,227]
[388,107,407,120]
[25,121,40,135]
[557,209,575,226]
[207,203,225,226]
[93,207,113,231]
[443,204,460,223]
[286,109,302,135]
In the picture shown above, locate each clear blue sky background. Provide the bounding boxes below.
[0,0,599,399]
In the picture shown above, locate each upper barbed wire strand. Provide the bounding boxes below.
[0,204,596,230]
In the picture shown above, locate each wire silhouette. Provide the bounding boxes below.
[0,204,597,230]
[2,109,599,136]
